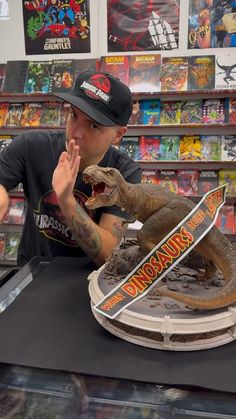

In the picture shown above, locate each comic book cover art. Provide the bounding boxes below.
[119,136,140,160]
[3,197,26,225]
[107,0,180,52]
[59,102,70,126]
[40,101,61,127]
[50,59,75,93]
[22,0,90,55]
[215,53,236,90]
[179,135,202,161]
[181,99,203,124]
[222,135,236,161]
[129,54,161,93]
[5,104,24,127]
[0,103,9,127]
[159,136,180,160]
[139,135,161,160]
[229,98,236,124]
[159,101,182,125]
[198,170,219,195]
[177,169,198,196]
[0,233,5,261]
[219,169,236,196]
[0,135,13,152]
[202,98,226,124]
[24,61,52,93]
[187,55,215,90]
[21,103,43,127]
[3,61,29,93]
[157,169,178,193]
[74,58,99,77]
[215,205,235,235]
[141,169,159,184]
[128,100,142,125]
[4,232,21,261]
[100,56,129,86]
[201,135,222,161]
[188,0,236,49]
[0,63,6,92]
[160,56,188,92]
[140,99,161,125]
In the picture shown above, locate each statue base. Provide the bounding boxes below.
[88,240,236,351]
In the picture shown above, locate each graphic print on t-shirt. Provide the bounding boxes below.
[33,190,95,247]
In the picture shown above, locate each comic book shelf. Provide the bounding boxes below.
[0,90,235,267]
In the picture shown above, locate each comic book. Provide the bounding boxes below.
[187,56,215,91]
[179,135,202,160]
[229,98,236,124]
[3,197,25,225]
[139,99,161,125]
[139,135,161,161]
[181,99,203,124]
[159,101,182,125]
[119,136,140,160]
[160,56,188,92]
[141,169,159,185]
[59,102,70,127]
[24,60,53,94]
[3,60,29,93]
[0,102,9,127]
[215,205,235,235]
[128,100,142,125]
[201,135,222,161]
[0,63,6,92]
[222,135,236,161]
[128,54,161,93]
[215,53,236,90]
[50,59,75,93]
[177,169,199,196]
[157,169,178,193]
[0,233,5,261]
[100,56,129,86]
[0,135,13,152]
[5,103,24,127]
[40,102,61,127]
[20,103,43,127]
[4,232,21,261]
[202,98,226,124]
[219,169,236,196]
[74,58,99,77]
[159,136,180,160]
[198,170,219,195]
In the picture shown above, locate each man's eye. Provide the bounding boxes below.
[90,123,99,129]
[69,110,76,118]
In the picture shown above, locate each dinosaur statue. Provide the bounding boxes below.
[83,165,236,311]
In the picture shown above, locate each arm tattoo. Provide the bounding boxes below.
[112,220,126,242]
[71,204,102,259]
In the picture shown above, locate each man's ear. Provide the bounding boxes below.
[112,126,127,145]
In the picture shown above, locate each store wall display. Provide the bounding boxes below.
[188,0,236,49]
[107,0,180,52]
[22,0,91,55]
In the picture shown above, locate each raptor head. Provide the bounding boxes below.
[83,165,121,209]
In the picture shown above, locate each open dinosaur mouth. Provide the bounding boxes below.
[83,174,116,206]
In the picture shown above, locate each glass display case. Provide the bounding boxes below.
[0,363,236,418]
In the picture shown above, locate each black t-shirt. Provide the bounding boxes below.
[0,131,141,266]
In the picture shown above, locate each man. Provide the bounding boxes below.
[0,71,141,266]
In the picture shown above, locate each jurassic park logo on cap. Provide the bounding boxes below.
[80,74,112,104]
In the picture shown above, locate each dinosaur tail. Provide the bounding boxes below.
[158,279,236,310]
[159,227,236,310]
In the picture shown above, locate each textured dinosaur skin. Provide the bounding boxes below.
[83,165,236,310]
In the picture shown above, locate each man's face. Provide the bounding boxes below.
[66,106,126,165]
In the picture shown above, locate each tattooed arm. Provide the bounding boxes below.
[52,141,127,266]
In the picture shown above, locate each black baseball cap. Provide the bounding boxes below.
[54,71,133,126]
